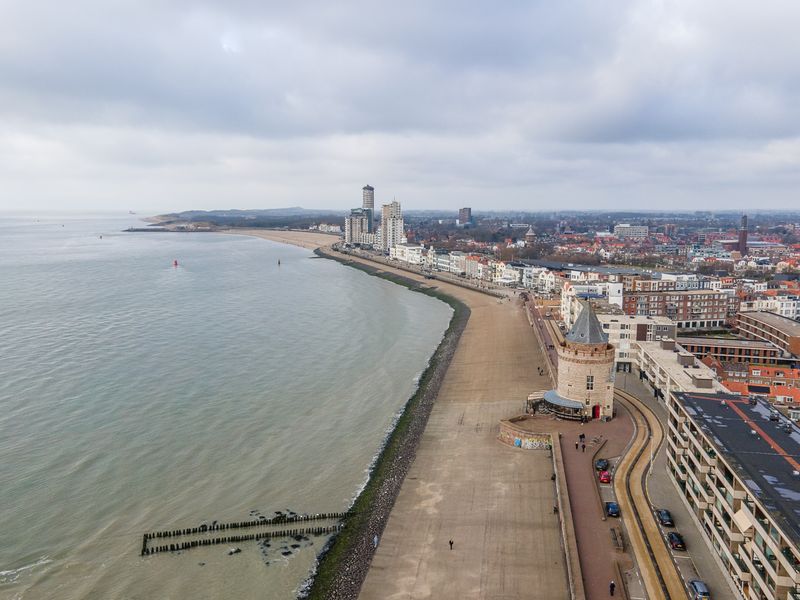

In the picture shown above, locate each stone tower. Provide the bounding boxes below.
[544,302,616,419]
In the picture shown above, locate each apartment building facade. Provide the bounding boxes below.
[597,314,677,371]
[737,311,800,357]
[665,391,800,600]
[623,290,731,330]
[678,337,784,366]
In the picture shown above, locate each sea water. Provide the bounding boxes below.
[0,215,452,599]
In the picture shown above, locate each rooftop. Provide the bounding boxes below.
[566,303,609,345]
[523,259,647,276]
[638,341,727,393]
[739,311,800,336]
[675,392,800,547]
[598,314,674,326]
[677,337,777,350]
[631,289,727,296]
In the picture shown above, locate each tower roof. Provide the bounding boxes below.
[565,302,609,345]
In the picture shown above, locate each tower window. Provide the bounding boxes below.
[586,375,594,391]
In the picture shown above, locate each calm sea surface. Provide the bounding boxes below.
[0,215,452,599]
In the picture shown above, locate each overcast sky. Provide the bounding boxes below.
[2,1,799,213]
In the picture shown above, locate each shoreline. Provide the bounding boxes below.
[305,248,470,599]
[231,229,472,599]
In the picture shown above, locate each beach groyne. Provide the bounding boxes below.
[301,247,471,600]
[141,512,351,556]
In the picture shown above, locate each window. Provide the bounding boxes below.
[586,375,594,391]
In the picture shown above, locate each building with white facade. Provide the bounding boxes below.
[597,314,677,371]
[740,296,800,321]
[522,267,556,293]
[635,339,727,401]
[380,201,404,252]
[560,281,624,327]
[389,244,424,265]
[660,273,702,290]
[614,223,649,239]
[496,262,523,286]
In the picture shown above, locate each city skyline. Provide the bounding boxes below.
[2,1,800,213]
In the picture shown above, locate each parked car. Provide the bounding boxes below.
[595,458,610,471]
[668,532,686,550]
[605,501,620,518]
[656,509,674,527]
[688,579,711,599]
[599,470,612,484]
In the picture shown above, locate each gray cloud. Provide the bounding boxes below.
[1,0,799,211]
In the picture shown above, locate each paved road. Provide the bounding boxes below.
[617,374,737,600]
[614,391,687,600]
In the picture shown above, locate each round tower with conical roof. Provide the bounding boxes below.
[543,302,615,420]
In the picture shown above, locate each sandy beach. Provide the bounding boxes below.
[230,228,339,251]
[242,229,569,599]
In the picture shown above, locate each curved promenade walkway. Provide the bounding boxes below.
[357,275,567,599]
[236,230,570,599]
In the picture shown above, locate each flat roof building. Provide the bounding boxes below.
[666,391,800,600]
[636,339,727,401]
[598,314,676,371]
[614,223,649,239]
[678,336,786,366]
[623,289,733,331]
[737,311,800,358]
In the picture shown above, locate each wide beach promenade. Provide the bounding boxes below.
[243,230,568,600]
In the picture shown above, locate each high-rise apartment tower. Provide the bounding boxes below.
[362,185,375,232]
[381,201,404,251]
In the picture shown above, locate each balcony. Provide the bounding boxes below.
[729,552,752,582]
[750,537,780,585]
[740,551,772,598]
[687,450,711,474]
[741,502,774,548]
[686,481,709,510]
[667,436,686,456]
[779,546,800,577]
[711,504,745,543]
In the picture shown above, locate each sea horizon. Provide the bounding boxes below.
[0,215,452,599]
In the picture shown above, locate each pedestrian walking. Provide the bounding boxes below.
[575,441,579,450]
[449,539,453,550]
[581,443,586,452]
[609,580,615,596]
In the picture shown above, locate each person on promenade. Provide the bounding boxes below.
[609,580,616,596]
[575,441,579,450]
[449,539,453,550]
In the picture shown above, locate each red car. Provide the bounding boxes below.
[599,470,612,484]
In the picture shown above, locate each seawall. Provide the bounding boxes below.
[300,247,471,600]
